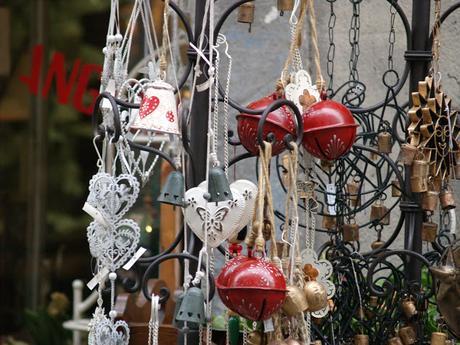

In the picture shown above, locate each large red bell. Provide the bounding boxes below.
[302,99,358,160]
[216,255,287,321]
[237,93,297,156]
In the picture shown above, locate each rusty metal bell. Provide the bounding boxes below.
[392,179,402,197]
[440,188,456,210]
[378,131,392,154]
[346,180,361,207]
[399,326,417,345]
[401,299,417,318]
[370,201,389,224]
[282,285,309,316]
[388,337,404,345]
[322,213,336,230]
[430,332,447,345]
[371,240,385,250]
[399,143,418,165]
[410,176,428,193]
[421,190,439,211]
[304,280,328,312]
[354,334,369,345]
[412,155,429,178]
[342,223,359,242]
[238,1,255,23]
[277,0,294,15]
[421,222,438,242]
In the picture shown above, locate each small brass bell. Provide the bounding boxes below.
[421,190,439,211]
[282,285,309,316]
[378,131,392,154]
[175,287,206,325]
[370,201,385,223]
[346,180,361,207]
[410,176,428,193]
[237,1,255,32]
[277,0,294,15]
[369,295,379,307]
[371,240,385,250]
[354,334,369,345]
[421,222,438,242]
[157,170,185,207]
[342,223,359,242]
[399,326,416,345]
[391,179,402,197]
[401,299,417,318]
[430,332,447,345]
[206,166,233,203]
[399,143,417,165]
[247,331,262,345]
[440,188,456,210]
[388,337,404,345]
[322,213,336,231]
[412,155,429,178]
[304,280,328,312]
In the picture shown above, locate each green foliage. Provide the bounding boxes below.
[24,309,71,345]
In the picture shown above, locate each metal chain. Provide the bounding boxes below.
[326,0,337,94]
[387,1,397,71]
[348,0,361,82]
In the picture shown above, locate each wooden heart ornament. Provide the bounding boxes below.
[184,186,246,247]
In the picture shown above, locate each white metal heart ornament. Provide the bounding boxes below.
[88,310,130,345]
[184,186,246,247]
[285,69,320,112]
[87,219,140,271]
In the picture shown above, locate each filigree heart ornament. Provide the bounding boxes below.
[87,219,140,271]
[85,173,140,223]
[184,186,246,248]
[88,313,130,345]
[285,69,320,112]
[198,179,257,232]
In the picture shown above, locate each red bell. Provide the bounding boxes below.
[237,93,297,156]
[302,98,358,160]
[216,255,287,321]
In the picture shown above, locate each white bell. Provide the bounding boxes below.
[131,80,180,135]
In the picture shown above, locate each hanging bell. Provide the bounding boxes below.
[237,1,255,31]
[157,170,185,207]
[421,190,439,212]
[247,331,262,345]
[391,179,402,197]
[399,143,417,165]
[346,180,361,207]
[370,201,385,223]
[175,287,206,325]
[304,280,328,312]
[378,132,392,154]
[430,332,447,345]
[412,155,429,178]
[440,187,456,210]
[410,176,428,193]
[401,298,417,319]
[131,80,180,135]
[322,213,336,231]
[380,205,390,225]
[371,240,385,250]
[172,291,184,328]
[206,166,233,203]
[369,295,379,307]
[398,326,416,345]
[388,337,404,345]
[354,334,369,345]
[432,175,443,192]
[421,221,438,242]
[342,223,359,242]
[282,285,309,316]
[277,0,294,15]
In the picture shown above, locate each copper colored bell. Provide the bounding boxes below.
[430,332,447,345]
[412,156,429,178]
[247,331,262,345]
[388,337,404,345]
[277,0,294,14]
[380,205,390,225]
[378,132,392,154]
[410,176,428,193]
[354,334,369,345]
[399,326,416,345]
[369,295,378,307]
[392,179,402,197]
[346,180,361,207]
[421,222,438,242]
[342,223,359,242]
[304,280,328,312]
[322,213,336,230]
[370,202,385,222]
[399,144,417,165]
[440,188,456,210]
[238,1,255,24]
[432,175,443,192]
[421,190,439,211]
[371,240,385,250]
[401,299,417,318]
[282,285,309,316]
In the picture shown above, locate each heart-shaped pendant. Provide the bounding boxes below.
[85,173,140,223]
[184,186,246,247]
[230,180,257,230]
[285,70,320,113]
[88,310,130,345]
[87,219,140,271]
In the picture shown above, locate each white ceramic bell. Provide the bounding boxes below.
[131,79,179,135]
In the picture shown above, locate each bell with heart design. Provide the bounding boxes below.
[131,80,179,135]
[206,166,233,203]
[378,131,392,154]
[175,287,206,325]
[421,221,438,242]
[157,170,185,207]
[399,143,417,165]
[354,334,369,345]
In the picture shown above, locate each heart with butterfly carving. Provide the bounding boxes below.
[87,219,140,271]
[88,312,130,345]
[85,173,140,223]
[184,186,246,248]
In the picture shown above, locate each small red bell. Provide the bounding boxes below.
[216,254,287,321]
[237,93,297,156]
[302,97,358,160]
